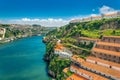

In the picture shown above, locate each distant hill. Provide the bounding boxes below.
[0,24,55,38]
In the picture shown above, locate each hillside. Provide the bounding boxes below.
[0,24,55,44]
[43,17,120,79]
[47,18,120,38]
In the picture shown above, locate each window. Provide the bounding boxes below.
[113,56,116,58]
[95,62,97,64]
[109,66,112,68]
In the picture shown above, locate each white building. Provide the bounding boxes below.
[70,11,120,23]
[54,43,73,58]
[54,50,73,58]
[0,28,6,40]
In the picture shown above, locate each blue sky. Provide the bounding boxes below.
[0,0,120,26]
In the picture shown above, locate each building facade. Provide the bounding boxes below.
[0,28,6,40]
[54,43,73,58]
[92,36,120,63]
[67,36,120,80]
[70,11,120,23]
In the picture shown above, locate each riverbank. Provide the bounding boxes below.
[0,35,27,44]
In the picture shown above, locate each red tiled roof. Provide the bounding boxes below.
[104,13,117,16]
[97,41,120,47]
[63,67,69,73]
[71,55,85,63]
[87,56,120,68]
[103,36,120,39]
[71,65,109,80]
[92,48,120,57]
[92,16,102,18]
[81,61,120,79]
[67,73,88,80]
[54,43,64,50]
[79,37,99,41]
[71,55,120,79]
[83,17,91,20]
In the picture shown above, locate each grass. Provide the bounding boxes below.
[81,29,120,39]
[66,71,73,76]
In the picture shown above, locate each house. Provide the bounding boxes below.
[92,36,120,63]
[103,11,120,18]
[54,43,73,58]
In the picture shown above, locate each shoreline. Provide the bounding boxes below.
[0,34,42,45]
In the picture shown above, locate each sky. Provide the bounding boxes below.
[0,0,120,27]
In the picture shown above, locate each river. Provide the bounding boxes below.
[0,36,51,80]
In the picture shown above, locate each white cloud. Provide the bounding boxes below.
[99,5,117,14]
[0,18,70,27]
[0,5,119,27]
[91,14,98,17]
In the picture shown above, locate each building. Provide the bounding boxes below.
[78,37,99,45]
[71,55,120,80]
[92,36,120,63]
[70,19,82,23]
[69,36,120,80]
[103,11,120,18]
[86,56,120,72]
[70,11,120,23]
[0,28,6,40]
[70,65,108,80]
[54,43,73,58]
[82,17,92,22]
[67,73,88,80]
[91,15,102,20]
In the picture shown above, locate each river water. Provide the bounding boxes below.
[0,36,50,80]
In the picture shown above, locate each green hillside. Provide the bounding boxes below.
[43,17,120,79]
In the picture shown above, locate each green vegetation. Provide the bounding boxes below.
[66,70,73,76]
[49,55,71,80]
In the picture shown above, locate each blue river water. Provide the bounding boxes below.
[0,36,51,80]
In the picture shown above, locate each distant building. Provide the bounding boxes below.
[70,11,120,23]
[103,11,120,18]
[70,19,82,23]
[82,17,92,22]
[91,15,102,20]
[0,28,6,40]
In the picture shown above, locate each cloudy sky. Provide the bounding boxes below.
[0,0,120,27]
